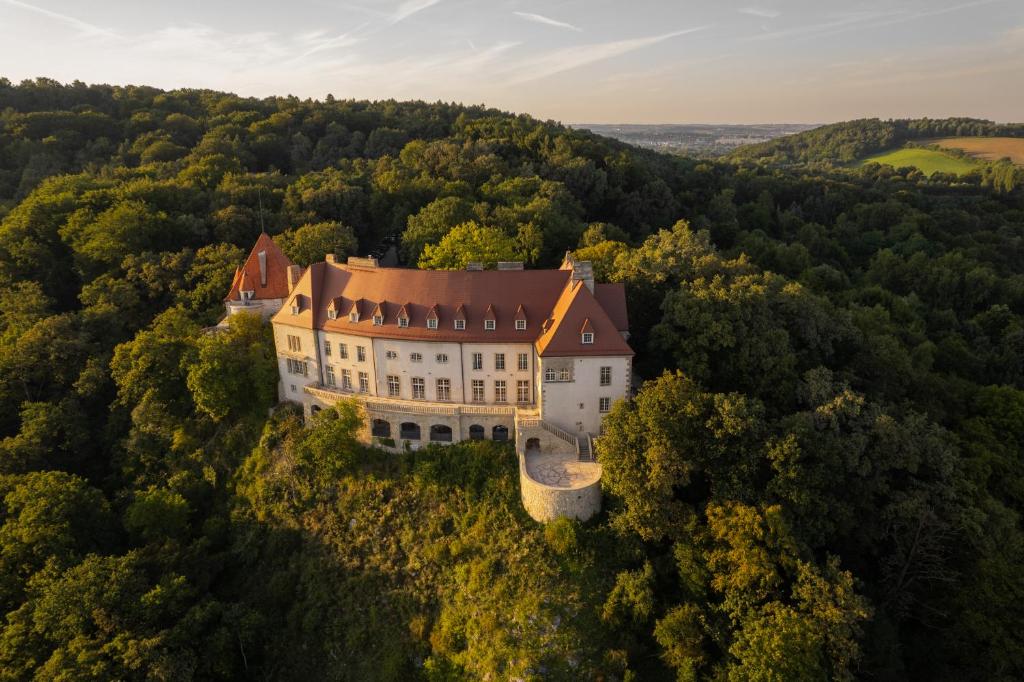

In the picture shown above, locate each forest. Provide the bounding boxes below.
[0,77,1022,680]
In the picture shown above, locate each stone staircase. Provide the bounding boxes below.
[577,433,596,462]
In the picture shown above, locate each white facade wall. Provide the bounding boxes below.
[459,342,536,406]
[370,337,465,402]
[539,356,632,435]
[273,324,321,401]
[318,330,378,396]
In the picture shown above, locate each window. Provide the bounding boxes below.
[472,380,485,402]
[484,319,496,331]
[357,346,366,362]
[599,397,611,413]
[290,384,296,392]
[387,375,400,397]
[324,341,332,356]
[582,332,594,344]
[287,335,301,352]
[454,319,465,330]
[517,380,530,403]
[515,319,526,331]
[286,358,308,376]
[341,369,352,390]
[411,377,425,399]
[373,315,383,326]
[385,350,398,359]
[325,365,336,386]
[436,378,451,401]
[398,316,409,328]
[328,309,337,320]
[600,366,612,386]
[339,343,348,359]
[291,304,299,315]
[545,368,557,382]
[518,353,528,371]
[559,368,570,381]
[410,352,422,362]
[427,318,438,330]
[358,371,369,393]
[472,353,482,370]
[495,353,505,370]
[349,311,359,322]
[494,380,507,403]
[436,353,448,364]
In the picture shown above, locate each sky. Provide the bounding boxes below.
[0,0,1022,124]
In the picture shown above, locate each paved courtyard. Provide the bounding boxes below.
[525,449,601,489]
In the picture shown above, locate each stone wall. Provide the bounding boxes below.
[518,453,601,522]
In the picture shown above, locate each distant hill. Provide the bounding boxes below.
[575,123,818,157]
[730,117,1024,166]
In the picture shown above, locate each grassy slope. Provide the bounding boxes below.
[856,147,979,175]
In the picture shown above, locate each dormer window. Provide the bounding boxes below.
[454,319,465,330]
[289,295,302,315]
[515,319,526,331]
[291,304,300,315]
[398,316,409,328]
[427,318,438,330]
[349,311,359,323]
[484,319,496,331]
[373,315,383,326]
[582,332,594,344]
[328,309,337,320]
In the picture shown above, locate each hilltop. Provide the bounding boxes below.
[0,78,1023,680]
[730,116,1024,166]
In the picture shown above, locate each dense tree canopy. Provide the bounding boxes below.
[0,77,1021,679]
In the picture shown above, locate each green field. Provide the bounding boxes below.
[857,147,980,175]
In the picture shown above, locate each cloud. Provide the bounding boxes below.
[0,0,120,39]
[513,11,583,32]
[389,0,443,25]
[737,7,780,19]
[505,26,708,84]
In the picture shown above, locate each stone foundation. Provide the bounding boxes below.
[519,452,601,522]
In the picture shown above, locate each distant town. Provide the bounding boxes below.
[576,123,819,156]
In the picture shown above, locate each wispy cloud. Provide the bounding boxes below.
[513,11,583,32]
[389,0,443,25]
[749,0,1008,43]
[0,0,120,39]
[505,26,709,84]
[737,7,780,19]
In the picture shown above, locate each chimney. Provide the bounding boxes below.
[286,264,303,293]
[496,261,524,271]
[346,256,379,269]
[325,253,337,264]
[561,251,593,292]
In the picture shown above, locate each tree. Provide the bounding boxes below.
[186,313,277,422]
[418,221,520,270]
[275,221,357,266]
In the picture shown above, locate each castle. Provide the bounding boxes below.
[224,234,633,521]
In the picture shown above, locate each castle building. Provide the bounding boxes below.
[227,234,633,522]
[223,231,296,320]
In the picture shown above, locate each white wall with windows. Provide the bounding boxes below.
[459,342,535,406]
[369,337,464,402]
[538,355,631,434]
[317,329,379,396]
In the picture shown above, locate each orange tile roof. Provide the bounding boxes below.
[534,279,633,357]
[594,283,629,332]
[273,262,632,356]
[224,232,295,302]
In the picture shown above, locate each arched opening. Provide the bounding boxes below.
[468,424,485,440]
[430,424,453,442]
[371,419,391,438]
[525,437,540,452]
[400,422,421,440]
[492,425,509,441]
